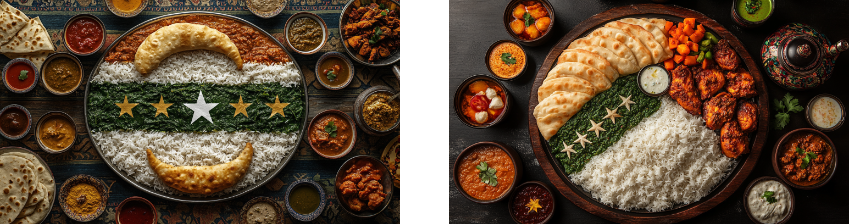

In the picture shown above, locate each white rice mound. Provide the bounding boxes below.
[569,96,735,212]
[93,130,299,196]
[91,50,301,87]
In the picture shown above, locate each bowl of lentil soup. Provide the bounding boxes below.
[354,86,399,136]
[284,12,328,55]
[453,141,523,204]
[41,53,83,95]
[58,174,108,222]
[485,40,527,80]
[772,128,837,190]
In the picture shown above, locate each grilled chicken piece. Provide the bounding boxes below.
[737,100,758,133]
[703,92,737,130]
[695,68,726,100]
[713,39,740,71]
[669,65,702,115]
[720,121,749,158]
[725,69,758,98]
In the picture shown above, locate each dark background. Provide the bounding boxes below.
[449,0,848,223]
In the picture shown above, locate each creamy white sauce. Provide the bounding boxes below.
[747,180,790,224]
[810,96,843,129]
[639,66,669,95]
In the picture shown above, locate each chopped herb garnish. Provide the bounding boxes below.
[745,0,761,14]
[381,10,387,16]
[761,191,777,203]
[324,120,338,138]
[801,152,817,169]
[369,26,383,44]
[523,12,535,27]
[18,70,27,81]
[476,161,498,187]
[772,93,804,130]
[326,70,337,81]
[500,52,516,65]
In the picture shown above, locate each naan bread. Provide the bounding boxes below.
[619,18,673,60]
[146,142,253,195]
[646,18,668,31]
[605,21,667,63]
[569,35,638,75]
[572,45,640,75]
[0,0,28,46]
[134,23,243,74]
[545,62,611,92]
[0,17,53,54]
[538,77,596,103]
[0,155,32,223]
[3,51,50,68]
[4,152,52,224]
[587,27,653,67]
[533,91,593,141]
[557,49,619,81]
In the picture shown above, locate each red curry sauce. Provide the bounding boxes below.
[309,113,353,156]
[780,133,833,186]
[66,17,103,54]
[118,200,155,224]
[5,61,35,90]
[458,145,515,200]
[104,15,291,64]
[511,184,553,224]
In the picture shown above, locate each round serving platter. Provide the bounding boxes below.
[0,146,55,223]
[526,4,769,223]
[83,11,309,203]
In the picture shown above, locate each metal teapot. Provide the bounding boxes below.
[761,23,847,90]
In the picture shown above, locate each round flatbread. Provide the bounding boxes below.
[557,49,619,82]
[0,155,32,223]
[587,27,653,68]
[538,77,596,103]
[545,62,612,92]
[572,45,640,75]
[4,152,52,224]
[533,91,593,141]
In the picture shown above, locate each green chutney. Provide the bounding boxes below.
[737,0,772,22]
[289,185,320,214]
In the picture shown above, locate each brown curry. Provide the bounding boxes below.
[38,115,75,151]
[44,57,82,93]
[780,133,833,186]
[309,113,352,156]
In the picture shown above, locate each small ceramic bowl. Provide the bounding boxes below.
[485,40,528,81]
[334,155,393,218]
[307,109,357,159]
[0,104,32,140]
[805,93,845,132]
[284,12,328,55]
[35,111,77,154]
[115,196,157,224]
[315,52,355,90]
[452,142,523,204]
[40,53,84,95]
[453,74,511,128]
[339,0,400,67]
[284,179,327,222]
[3,58,40,94]
[63,14,106,56]
[239,196,284,224]
[731,0,774,28]
[58,174,108,222]
[636,64,671,97]
[354,86,399,136]
[771,128,837,190]
[507,181,555,224]
[247,0,288,18]
[743,176,795,224]
[105,0,147,18]
[503,0,555,46]
[380,135,400,188]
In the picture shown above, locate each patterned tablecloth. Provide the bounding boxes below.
[0,0,400,223]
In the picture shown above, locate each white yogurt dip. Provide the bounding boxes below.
[639,65,669,95]
[747,180,791,223]
[809,96,843,129]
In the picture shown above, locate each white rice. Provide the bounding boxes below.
[91,50,302,87]
[569,96,735,212]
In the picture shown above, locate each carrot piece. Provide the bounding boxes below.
[696,24,705,34]
[664,59,676,70]
[677,44,690,55]
[664,21,674,32]
[702,58,710,69]
[684,18,696,28]
[688,42,699,52]
[684,55,698,65]
[679,35,689,44]
[683,24,695,36]
[674,54,685,64]
[690,32,704,43]
[668,39,679,49]
[678,22,685,30]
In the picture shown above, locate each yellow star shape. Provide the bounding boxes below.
[265,95,290,118]
[150,95,173,117]
[115,95,138,118]
[526,198,542,213]
[230,95,252,118]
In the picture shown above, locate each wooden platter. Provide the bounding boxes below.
[526,4,770,223]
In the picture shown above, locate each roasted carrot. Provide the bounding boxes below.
[702,58,710,69]
[684,18,696,28]
[664,59,676,70]
[696,24,705,34]
[674,54,685,64]
[683,24,695,36]
[690,32,704,43]
[664,21,674,32]
[668,39,679,49]
[684,55,697,65]
[679,35,689,44]
[688,42,699,52]
[677,44,690,55]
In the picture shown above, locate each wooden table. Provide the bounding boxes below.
[449,0,847,223]
[0,1,400,223]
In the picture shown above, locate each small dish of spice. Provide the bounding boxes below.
[508,181,555,224]
[116,196,157,224]
[239,196,284,224]
[58,174,108,222]
[3,58,39,94]
[284,12,328,55]
[285,179,327,222]
[354,86,400,136]
[246,0,287,18]
[315,52,355,90]
[0,104,32,140]
[806,94,844,132]
[41,53,83,95]
[308,109,357,159]
[105,0,147,18]
[35,111,77,154]
[486,40,527,80]
[744,176,794,224]
[63,14,105,56]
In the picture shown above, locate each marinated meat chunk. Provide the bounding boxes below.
[703,92,737,130]
[725,69,758,98]
[713,39,740,71]
[695,68,726,100]
[669,65,702,115]
[737,101,758,133]
[720,121,749,158]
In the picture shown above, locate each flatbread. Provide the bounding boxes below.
[0,155,31,223]
[605,21,666,63]
[0,17,54,54]
[646,18,668,31]
[569,35,639,75]
[538,77,596,103]
[572,45,640,75]
[545,62,611,92]
[3,51,50,68]
[533,91,593,141]
[134,23,243,74]
[22,183,42,208]
[147,142,253,195]
[557,49,619,81]
[587,27,653,67]
[615,19,673,62]
[0,0,29,46]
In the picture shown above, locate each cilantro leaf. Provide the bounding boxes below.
[18,70,27,81]
[476,161,498,186]
[761,191,777,203]
[326,70,337,81]
[772,93,804,130]
[324,121,338,138]
[801,152,817,169]
[523,12,535,27]
[795,147,804,154]
[369,27,383,44]
[773,113,790,130]
[500,52,516,65]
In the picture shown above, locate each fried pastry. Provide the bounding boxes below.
[146,142,253,195]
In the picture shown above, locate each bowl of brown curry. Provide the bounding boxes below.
[772,128,837,190]
[41,53,83,95]
[354,86,399,136]
[284,12,328,55]
[308,109,356,159]
[334,155,393,218]
[35,111,77,154]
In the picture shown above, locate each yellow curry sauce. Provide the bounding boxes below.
[488,42,525,79]
[44,57,81,93]
[309,113,352,156]
[318,57,350,88]
[39,115,75,151]
[112,0,142,12]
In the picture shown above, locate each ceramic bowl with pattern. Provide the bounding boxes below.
[58,174,108,222]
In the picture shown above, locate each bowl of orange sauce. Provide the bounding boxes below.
[453,141,523,204]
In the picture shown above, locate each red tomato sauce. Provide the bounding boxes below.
[5,62,34,90]
[66,17,103,54]
[118,201,155,224]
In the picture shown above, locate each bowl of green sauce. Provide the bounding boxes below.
[284,179,326,222]
[732,0,774,27]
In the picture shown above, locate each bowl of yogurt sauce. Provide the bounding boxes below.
[744,176,794,224]
[806,94,844,132]
[637,64,670,97]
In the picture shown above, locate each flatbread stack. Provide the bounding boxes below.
[0,152,53,224]
[535,18,673,141]
[0,1,54,68]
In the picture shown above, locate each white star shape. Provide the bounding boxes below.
[573,131,592,148]
[618,95,636,111]
[184,91,219,124]
[603,107,623,124]
[561,141,577,159]
[587,119,606,137]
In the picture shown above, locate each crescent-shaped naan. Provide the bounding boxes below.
[538,77,596,103]
[619,18,673,60]
[572,45,640,75]
[587,27,653,68]
[146,142,253,195]
[533,91,593,141]
[569,35,638,75]
[545,62,612,92]
[557,49,619,81]
[606,21,668,63]
[134,23,243,74]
